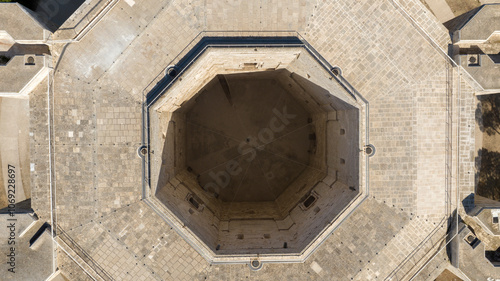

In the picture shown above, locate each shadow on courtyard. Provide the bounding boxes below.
[475,149,500,200]
[476,94,500,136]
[475,94,500,201]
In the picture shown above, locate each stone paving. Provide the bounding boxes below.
[64,201,207,280]
[23,0,481,279]
[411,248,451,281]
[59,198,414,281]
[57,248,94,281]
[458,76,477,211]
[29,76,52,222]
[368,86,417,215]
[53,0,113,40]
[392,0,451,51]
[414,76,448,220]
[300,0,459,221]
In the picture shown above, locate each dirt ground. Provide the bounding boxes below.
[475,94,500,200]
[435,269,464,281]
[419,0,483,22]
[445,0,482,16]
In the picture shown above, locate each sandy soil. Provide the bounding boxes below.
[435,269,463,281]
[445,0,482,16]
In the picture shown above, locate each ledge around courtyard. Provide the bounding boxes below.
[140,35,370,264]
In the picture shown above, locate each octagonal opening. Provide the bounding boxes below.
[153,66,360,255]
[184,71,316,205]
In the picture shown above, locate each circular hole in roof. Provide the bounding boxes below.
[166,65,178,77]
[331,66,342,76]
[250,259,262,270]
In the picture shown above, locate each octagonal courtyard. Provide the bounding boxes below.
[148,47,365,258]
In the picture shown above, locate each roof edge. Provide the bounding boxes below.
[16,3,55,34]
